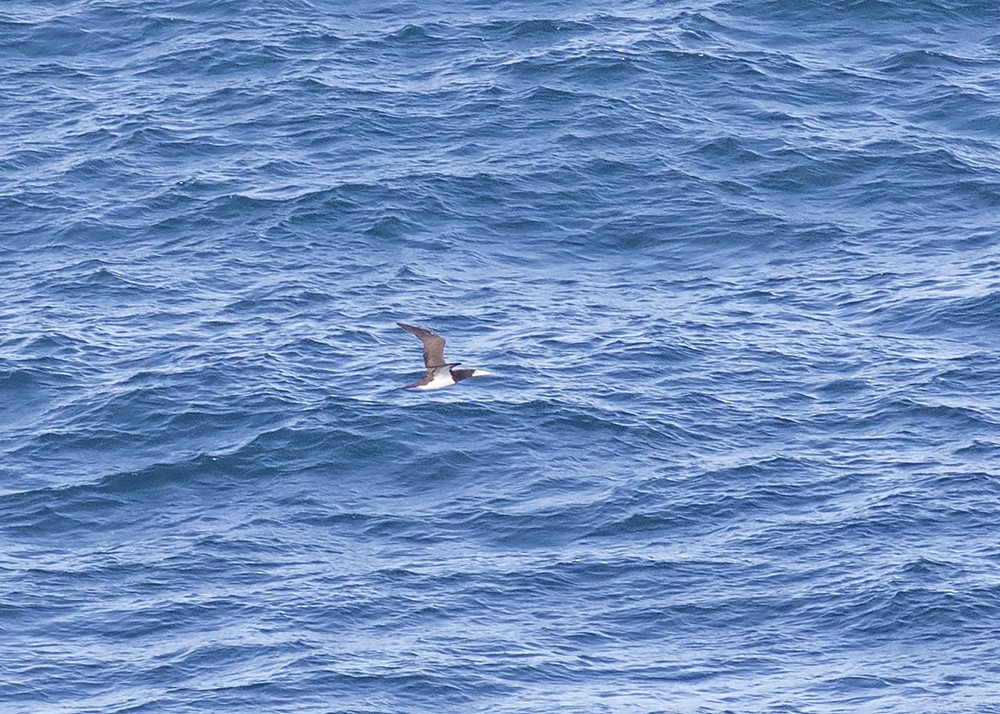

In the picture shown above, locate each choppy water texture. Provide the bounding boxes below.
[3,1,1000,712]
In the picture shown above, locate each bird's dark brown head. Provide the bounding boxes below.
[451,367,491,383]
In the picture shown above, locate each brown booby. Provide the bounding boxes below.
[397,322,491,390]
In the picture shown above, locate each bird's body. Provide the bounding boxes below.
[414,364,458,391]
[397,323,491,390]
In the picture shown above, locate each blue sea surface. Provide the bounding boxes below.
[2,0,1000,712]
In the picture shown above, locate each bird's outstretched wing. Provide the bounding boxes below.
[397,322,447,368]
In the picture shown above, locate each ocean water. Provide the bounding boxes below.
[2,0,1000,711]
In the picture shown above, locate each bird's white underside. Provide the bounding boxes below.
[415,373,456,390]
[413,368,491,390]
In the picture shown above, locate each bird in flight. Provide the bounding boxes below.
[396,322,491,390]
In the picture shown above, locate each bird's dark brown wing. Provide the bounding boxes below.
[397,322,447,367]
[399,369,435,390]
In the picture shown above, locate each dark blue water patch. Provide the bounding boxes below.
[1,454,227,523]
[878,47,994,75]
[874,290,1000,343]
[953,440,1000,458]
[727,0,998,27]
[5,15,120,59]
[843,581,1000,643]
[0,366,38,392]
[483,17,596,45]
[0,362,52,415]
